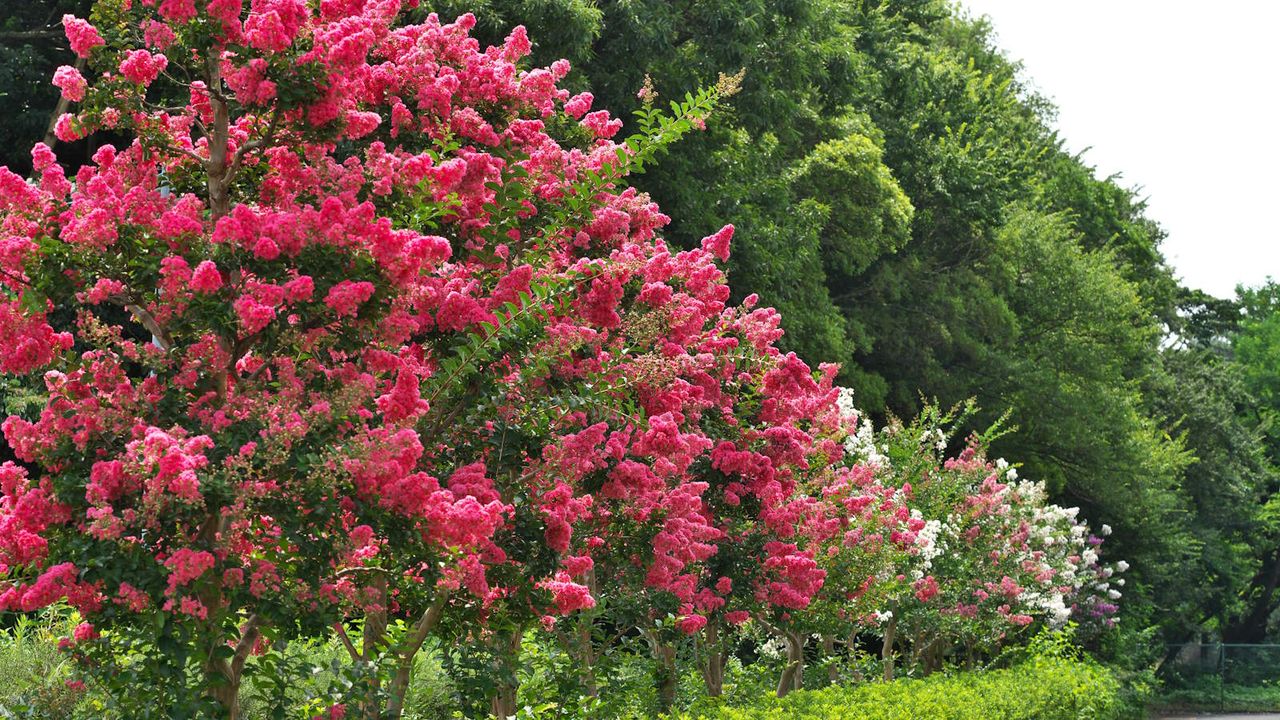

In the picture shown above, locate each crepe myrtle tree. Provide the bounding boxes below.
[0,0,767,716]
[859,405,1126,679]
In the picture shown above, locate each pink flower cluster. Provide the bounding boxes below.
[62,15,104,58]
[52,65,88,102]
[119,50,168,86]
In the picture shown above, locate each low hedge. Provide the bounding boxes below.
[678,656,1130,720]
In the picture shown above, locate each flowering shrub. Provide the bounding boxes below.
[847,403,1126,679]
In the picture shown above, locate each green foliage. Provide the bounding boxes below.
[1154,676,1280,714]
[790,128,913,278]
[0,610,458,720]
[0,612,89,719]
[0,611,1150,720]
[1146,350,1277,635]
[1215,281,1280,641]
[677,654,1134,720]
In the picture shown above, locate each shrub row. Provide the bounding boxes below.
[679,656,1130,720]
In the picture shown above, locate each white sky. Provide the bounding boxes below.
[958,0,1280,299]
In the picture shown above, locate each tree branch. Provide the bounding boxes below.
[385,592,449,718]
[124,303,173,350]
[332,621,362,662]
[0,29,64,42]
[230,613,263,679]
[225,108,281,187]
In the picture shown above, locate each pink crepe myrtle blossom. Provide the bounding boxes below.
[61,15,104,58]
[190,261,223,292]
[119,50,168,86]
[52,66,88,102]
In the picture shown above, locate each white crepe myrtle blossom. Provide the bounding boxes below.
[836,387,891,467]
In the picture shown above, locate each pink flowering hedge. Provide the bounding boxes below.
[0,1,1122,717]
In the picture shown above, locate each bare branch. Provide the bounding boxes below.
[332,622,362,662]
[0,266,32,290]
[0,29,64,42]
[230,614,263,678]
[124,303,173,350]
[334,565,395,579]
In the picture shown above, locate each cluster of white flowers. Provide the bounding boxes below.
[825,398,1130,632]
[915,512,944,572]
[835,386,857,421]
[849,418,890,467]
[756,635,785,660]
[995,458,1019,481]
[1022,588,1073,628]
[837,387,891,467]
[928,428,947,451]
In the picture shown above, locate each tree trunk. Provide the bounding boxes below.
[646,630,678,714]
[490,685,518,719]
[700,619,725,697]
[881,615,897,682]
[790,632,805,693]
[204,46,232,219]
[775,630,805,698]
[489,630,524,719]
[205,621,260,720]
[577,618,599,698]
[384,593,448,720]
[917,637,939,677]
[822,634,839,685]
[195,517,258,720]
[205,665,241,720]
[356,577,389,720]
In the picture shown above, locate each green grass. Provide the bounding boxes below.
[1150,676,1280,714]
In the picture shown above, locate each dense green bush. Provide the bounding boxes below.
[677,656,1132,720]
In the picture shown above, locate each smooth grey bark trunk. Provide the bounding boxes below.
[881,615,897,682]
[822,633,839,684]
[645,629,678,713]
